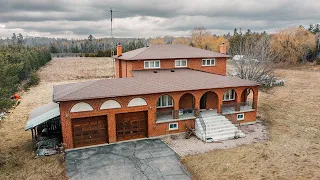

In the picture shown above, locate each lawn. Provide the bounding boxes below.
[182,67,320,179]
[0,57,319,179]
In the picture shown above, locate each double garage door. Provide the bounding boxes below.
[72,111,147,148]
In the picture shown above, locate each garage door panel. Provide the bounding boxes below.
[72,116,108,148]
[116,111,147,141]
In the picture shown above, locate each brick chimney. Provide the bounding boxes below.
[219,42,227,54]
[117,43,122,57]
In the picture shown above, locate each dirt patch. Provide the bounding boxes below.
[182,68,320,180]
[0,57,113,179]
[162,121,268,156]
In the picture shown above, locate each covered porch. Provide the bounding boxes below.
[155,86,258,122]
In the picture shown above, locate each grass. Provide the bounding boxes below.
[1,57,320,179]
[0,57,113,179]
[182,68,320,179]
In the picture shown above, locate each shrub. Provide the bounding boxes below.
[84,53,89,57]
[88,53,96,57]
[28,71,40,86]
[316,57,320,65]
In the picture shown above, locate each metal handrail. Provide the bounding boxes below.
[197,111,206,143]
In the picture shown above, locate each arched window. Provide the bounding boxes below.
[156,95,173,108]
[100,100,121,110]
[127,98,147,107]
[70,102,93,112]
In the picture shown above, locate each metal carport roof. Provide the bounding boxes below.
[25,102,60,131]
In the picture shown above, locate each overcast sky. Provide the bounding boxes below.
[0,0,319,39]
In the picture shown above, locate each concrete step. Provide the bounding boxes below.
[196,120,232,127]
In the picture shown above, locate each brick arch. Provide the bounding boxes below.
[200,91,219,110]
[70,102,94,113]
[241,87,255,107]
[178,93,195,109]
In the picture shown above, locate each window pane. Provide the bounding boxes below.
[230,90,234,99]
[156,99,161,107]
[162,95,167,106]
[145,61,149,68]
[211,59,215,65]
[168,96,173,106]
[155,61,160,67]
[207,59,210,65]
[202,60,206,65]
[175,60,180,67]
[150,61,155,67]
[181,60,187,66]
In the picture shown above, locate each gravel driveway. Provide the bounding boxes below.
[66,139,190,180]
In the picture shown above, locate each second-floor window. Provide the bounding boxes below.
[144,60,160,69]
[175,59,187,67]
[202,59,216,66]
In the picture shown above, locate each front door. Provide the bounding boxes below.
[116,111,147,141]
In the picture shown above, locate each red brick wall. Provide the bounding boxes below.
[59,86,259,149]
[121,58,227,76]
[224,111,257,124]
[179,93,194,109]
[205,92,218,109]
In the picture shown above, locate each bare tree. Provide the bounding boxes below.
[231,35,276,85]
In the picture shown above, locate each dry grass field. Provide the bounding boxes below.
[0,57,113,179]
[183,68,320,180]
[0,57,319,179]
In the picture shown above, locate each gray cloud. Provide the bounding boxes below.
[0,0,319,38]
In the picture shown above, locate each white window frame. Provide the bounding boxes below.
[156,95,173,108]
[223,89,235,101]
[144,60,160,69]
[237,113,245,121]
[169,122,178,130]
[175,59,187,67]
[202,59,216,66]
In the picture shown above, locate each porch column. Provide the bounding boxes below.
[60,103,74,149]
[217,95,223,114]
[194,96,200,117]
[253,87,259,111]
[236,90,242,111]
[173,96,180,119]
[107,112,117,143]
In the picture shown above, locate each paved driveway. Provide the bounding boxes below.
[66,139,190,180]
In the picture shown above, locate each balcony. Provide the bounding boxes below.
[221,101,254,115]
[156,108,196,123]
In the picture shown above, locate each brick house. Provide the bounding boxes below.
[50,44,259,149]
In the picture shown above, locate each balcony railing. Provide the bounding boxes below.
[221,101,254,114]
[156,108,197,122]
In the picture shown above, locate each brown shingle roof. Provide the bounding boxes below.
[53,69,258,102]
[116,44,231,60]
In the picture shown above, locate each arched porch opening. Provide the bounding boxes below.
[178,93,196,118]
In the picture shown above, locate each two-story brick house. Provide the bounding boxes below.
[51,44,259,149]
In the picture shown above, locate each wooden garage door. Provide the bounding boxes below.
[72,116,108,148]
[116,111,147,141]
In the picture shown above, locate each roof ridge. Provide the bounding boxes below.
[129,46,151,60]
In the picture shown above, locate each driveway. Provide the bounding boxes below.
[66,139,191,180]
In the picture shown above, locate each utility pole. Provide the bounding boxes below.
[110,8,113,57]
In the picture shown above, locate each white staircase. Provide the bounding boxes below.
[195,110,245,142]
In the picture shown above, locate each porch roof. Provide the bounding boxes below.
[53,69,258,102]
[25,102,60,130]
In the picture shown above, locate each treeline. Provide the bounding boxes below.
[0,45,51,111]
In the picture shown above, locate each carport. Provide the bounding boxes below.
[25,102,62,150]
